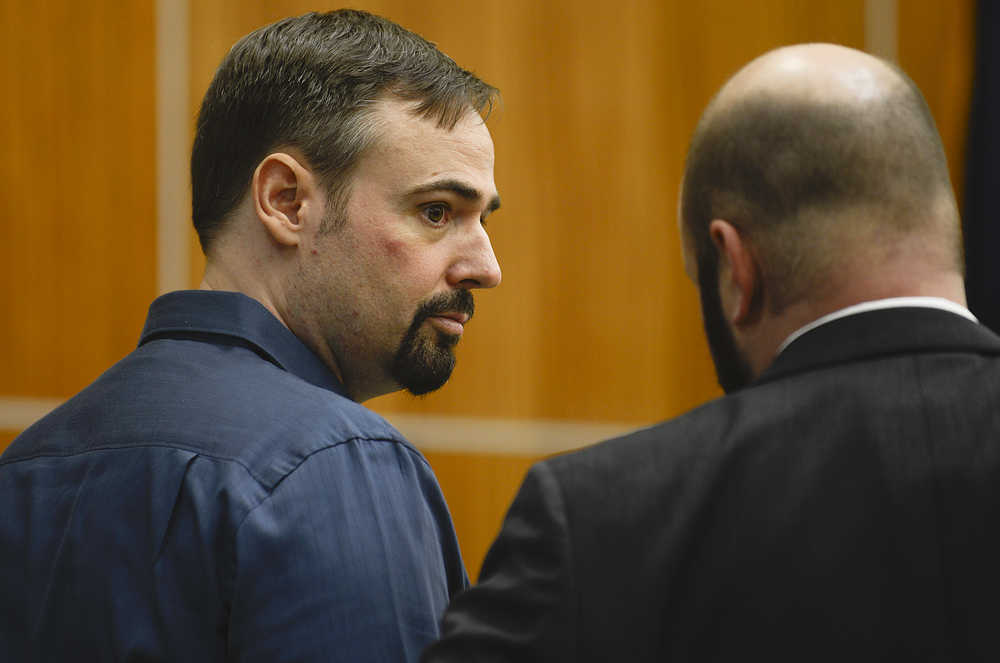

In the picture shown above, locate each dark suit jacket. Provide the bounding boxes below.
[424,307,1000,662]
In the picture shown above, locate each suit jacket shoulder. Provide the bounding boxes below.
[428,308,1000,662]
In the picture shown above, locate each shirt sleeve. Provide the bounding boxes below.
[228,438,467,663]
[422,461,576,663]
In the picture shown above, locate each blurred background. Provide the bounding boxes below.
[0,0,978,577]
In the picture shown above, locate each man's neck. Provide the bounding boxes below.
[740,269,968,378]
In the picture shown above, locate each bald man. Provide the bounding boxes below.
[422,44,1000,662]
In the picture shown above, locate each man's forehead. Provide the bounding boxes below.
[367,96,491,147]
[352,97,498,202]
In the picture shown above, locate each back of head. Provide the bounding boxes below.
[682,44,961,312]
[191,9,498,254]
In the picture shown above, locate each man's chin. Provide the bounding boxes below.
[400,361,455,396]
[391,330,458,396]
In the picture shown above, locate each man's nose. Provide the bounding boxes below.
[448,224,502,289]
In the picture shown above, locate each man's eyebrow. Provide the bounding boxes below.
[407,179,502,214]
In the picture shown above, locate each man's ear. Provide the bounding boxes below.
[251,152,320,247]
[709,219,760,325]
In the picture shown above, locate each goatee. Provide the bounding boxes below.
[391,290,475,396]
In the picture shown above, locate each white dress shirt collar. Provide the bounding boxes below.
[777,297,978,356]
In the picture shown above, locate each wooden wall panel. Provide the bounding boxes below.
[897,0,975,211]
[0,432,17,456]
[0,0,157,399]
[422,450,545,581]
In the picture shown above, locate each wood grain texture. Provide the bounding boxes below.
[0,431,17,456]
[0,0,156,398]
[420,449,546,581]
[897,0,974,211]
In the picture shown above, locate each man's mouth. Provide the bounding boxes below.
[413,290,475,339]
[426,312,469,336]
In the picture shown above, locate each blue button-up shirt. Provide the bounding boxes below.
[0,290,468,662]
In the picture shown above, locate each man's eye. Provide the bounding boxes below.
[423,204,448,225]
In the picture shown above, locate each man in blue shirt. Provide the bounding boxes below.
[0,10,501,662]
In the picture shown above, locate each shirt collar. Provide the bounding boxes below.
[139,290,349,397]
[777,296,978,356]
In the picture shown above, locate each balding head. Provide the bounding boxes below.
[681,43,962,313]
[723,42,898,105]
